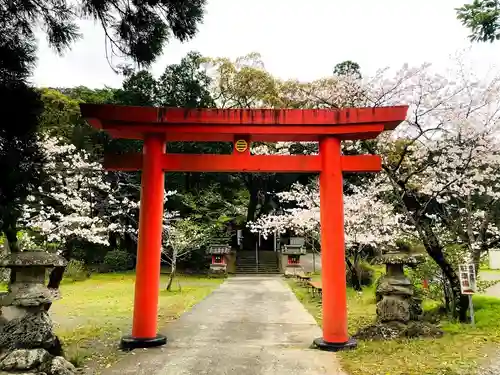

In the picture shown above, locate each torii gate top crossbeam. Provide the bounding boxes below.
[80,104,408,142]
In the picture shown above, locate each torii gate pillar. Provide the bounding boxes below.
[315,136,355,349]
[80,104,408,352]
[121,134,167,348]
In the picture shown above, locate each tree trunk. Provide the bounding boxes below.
[246,187,259,223]
[472,248,482,276]
[47,267,66,290]
[442,273,451,312]
[4,224,19,253]
[419,221,468,321]
[166,248,177,291]
[345,257,362,291]
[46,243,71,311]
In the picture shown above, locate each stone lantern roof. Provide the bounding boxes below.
[373,250,425,266]
[0,251,67,268]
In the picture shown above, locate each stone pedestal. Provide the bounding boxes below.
[355,246,442,340]
[0,251,77,374]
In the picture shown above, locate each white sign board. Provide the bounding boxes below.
[458,263,477,295]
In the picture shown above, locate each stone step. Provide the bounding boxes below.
[236,260,278,266]
[236,267,280,273]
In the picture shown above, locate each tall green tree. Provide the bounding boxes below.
[2,0,206,68]
[457,0,500,42]
[333,60,362,79]
[0,0,207,252]
[0,16,45,253]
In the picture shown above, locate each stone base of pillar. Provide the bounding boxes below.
[120,334,167,350]
[313,337,357,352]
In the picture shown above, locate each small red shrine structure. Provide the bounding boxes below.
[80,104,408,351]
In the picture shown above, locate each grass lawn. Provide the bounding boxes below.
[50,273,223,372]
[288,277,500,375]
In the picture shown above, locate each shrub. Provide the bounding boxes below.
[347,261,375,288]
[102,250,133,272]
[63,259,90,282]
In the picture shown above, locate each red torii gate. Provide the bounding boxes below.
[80,104,408,351]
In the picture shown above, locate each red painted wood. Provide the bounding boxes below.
[104,129,386,142]
[100,123,386,142]
[80,104,408,128]
[341,155,381,172]
[102,153,381,173]
[131,135,165,339]
[319,137,348,344]
[77,103,408,348]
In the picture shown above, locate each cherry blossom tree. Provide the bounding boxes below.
[248,55,500,319]
[360,58,500,319]
[21,137,134,247]
[20,136,182,292]
[162,217,207,291]
[249,178,404,289]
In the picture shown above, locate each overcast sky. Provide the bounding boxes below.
[32,0,500,89]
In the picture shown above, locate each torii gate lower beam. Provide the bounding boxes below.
[80,104,408,352]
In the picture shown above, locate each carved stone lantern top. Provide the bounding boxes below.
[374,244,425,281]
[374,249,425,266]
[0,251,67,308]
[0,251,67,268]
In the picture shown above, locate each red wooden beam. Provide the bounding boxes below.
[101,123,386,142]
[104,129,385,142]
[80,104,408,129]
[164,154,320,173]
[341,155,381,172]
[102,153,381,173]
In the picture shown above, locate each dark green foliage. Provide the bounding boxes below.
[347,261,375,288]
[0,0,206,254]
[0,14,45,252]
[63,259,90,282]
[395,239,412,253]
[69,240,109,265]
[102,250,134,272]
[58,86,118,105]
[3,0,206,67]
[0,83,45,252]
[457,0,500,43]
[333,60,362,78]
[116,71,159,106]
[157,51,215,108]
[115,51,215,108]
[175,247,209,272]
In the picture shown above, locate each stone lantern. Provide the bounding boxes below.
[0,251,77,374]
[355,244,443,340]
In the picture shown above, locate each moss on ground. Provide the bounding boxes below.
[287,278,500,375]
